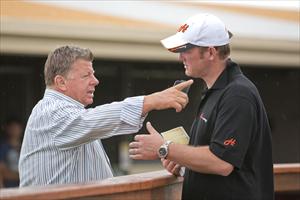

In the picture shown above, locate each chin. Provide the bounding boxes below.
[185,70,191,77]
[185,71,196,78]
[83,99,93,106]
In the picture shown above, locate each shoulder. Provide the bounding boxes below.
[217,76,261,112]
[226,75,258,100]
[30,97,82,123]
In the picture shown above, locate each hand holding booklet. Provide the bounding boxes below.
[161,126,190,176]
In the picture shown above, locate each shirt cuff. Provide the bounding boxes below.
[121,96,146,128]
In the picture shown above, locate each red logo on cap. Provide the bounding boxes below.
[178,24,189,33]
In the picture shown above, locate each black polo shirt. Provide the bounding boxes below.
[182,60,274,200]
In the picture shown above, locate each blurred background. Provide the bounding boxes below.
[0,0,299,187]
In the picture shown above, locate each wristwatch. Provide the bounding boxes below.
[158,140,173,158]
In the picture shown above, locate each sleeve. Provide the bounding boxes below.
[209,95,257,169]
[53,96,146,149]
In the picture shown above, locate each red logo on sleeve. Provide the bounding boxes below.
[224,138,236,146]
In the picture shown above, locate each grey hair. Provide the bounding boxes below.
[44,45,94,86]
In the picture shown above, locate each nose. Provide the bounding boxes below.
[92,74,99,86]
[179,52,184,61]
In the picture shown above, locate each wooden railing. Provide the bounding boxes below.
[0,163,299,200]
[0,170,183,200]
[274,163,300,193]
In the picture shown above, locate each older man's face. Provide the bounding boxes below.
[64,59,99,106]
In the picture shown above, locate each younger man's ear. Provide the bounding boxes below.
[208,47,217,60]
[54,75,67,91]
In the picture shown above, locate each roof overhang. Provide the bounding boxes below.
[1,0,299,68]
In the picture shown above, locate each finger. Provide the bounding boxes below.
[128,148,139,155]
[173,79,193,91]
[167,162,179,175]
[162,159,171,168]
[175,95,188,108]
[134,134,145,141]
[146,122,158,135]
[173,94,189,112]
[129,142,139,148]
[173,102,183,112]
[174,164,181,171]
[167,162,180,174]
[167,161,177,170]
[161,158,167,166]
[172,164,181,176]
[162,160,173,173]
[129,154,144,160]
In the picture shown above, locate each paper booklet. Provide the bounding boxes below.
[161,126,190,145]
[161,126,189,176]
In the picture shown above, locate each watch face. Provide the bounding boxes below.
[159,147,167,157]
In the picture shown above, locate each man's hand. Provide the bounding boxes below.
[161,158,181,176]
[129,122,164,160]
[142,79,193,115]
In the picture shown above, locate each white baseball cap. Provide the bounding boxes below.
[161,13,232,53]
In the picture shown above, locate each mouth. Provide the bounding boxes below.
[184,63,188,69]
[87,90,95,97]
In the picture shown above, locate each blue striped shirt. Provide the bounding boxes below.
[19,89,145,186]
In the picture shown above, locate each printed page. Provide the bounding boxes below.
[161,126,190,145]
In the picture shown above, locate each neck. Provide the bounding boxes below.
[203,59,227,89]
[48,85,65,94]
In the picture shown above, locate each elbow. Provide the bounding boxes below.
[218,163,234,176]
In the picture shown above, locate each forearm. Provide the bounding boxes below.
[54,96,145,149]
[142,93,157,115]
[167,144,233,176]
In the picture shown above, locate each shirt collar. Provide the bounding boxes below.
[44,88,85,108]
[210,59,242,90]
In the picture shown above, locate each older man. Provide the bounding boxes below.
[19,45,192,186]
